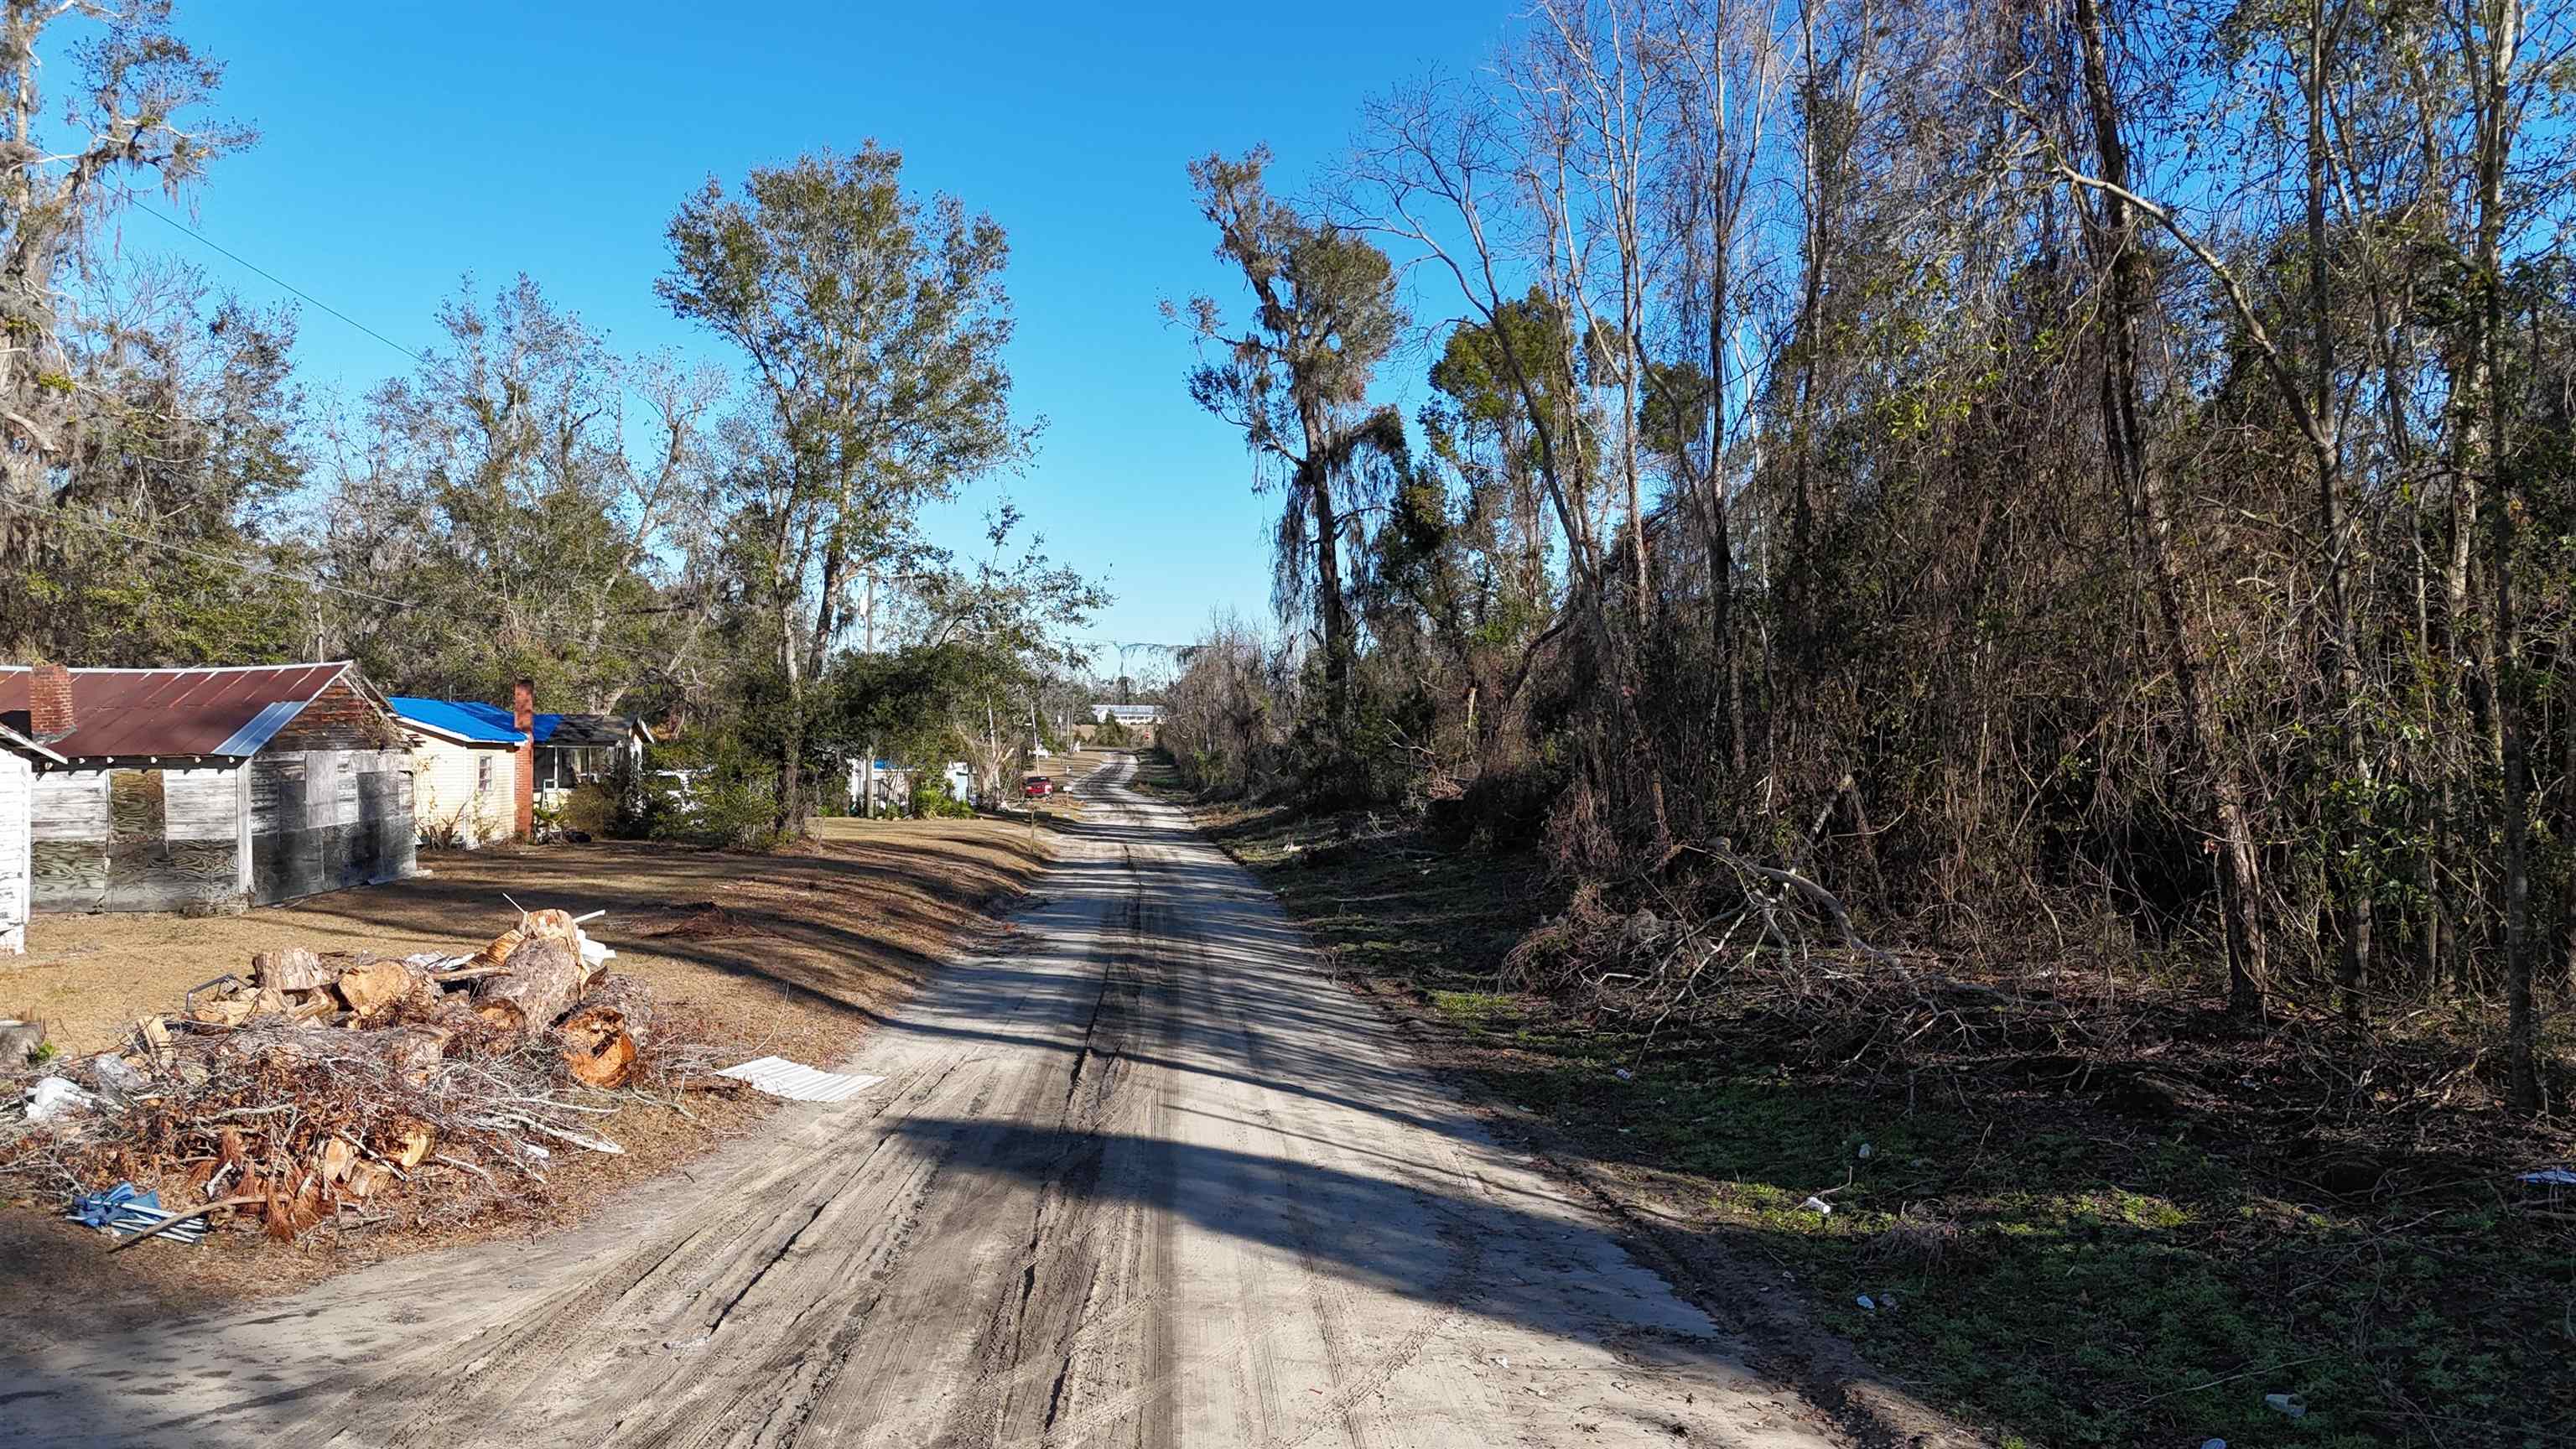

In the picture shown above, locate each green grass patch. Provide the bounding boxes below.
[1213,810,2575,1449]
[1124,747,1192,802]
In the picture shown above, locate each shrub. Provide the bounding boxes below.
[563,780,619,837]
[690,772,782,849]
[912,773,976,818]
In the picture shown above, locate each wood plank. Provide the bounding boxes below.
[354,771,395,881]
[251,825,326,906]
[303,750,341,828]
[1,754,30,951]
[162,767,241,841]
[29,771,109,841]
[107,834,236,914]
[108,768,163,843]
[168,839,242,911]
[251,755,304,833]
[332,752,360,827]
[236,750,253,899]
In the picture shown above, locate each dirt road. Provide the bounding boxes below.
[3,756,1844,1448]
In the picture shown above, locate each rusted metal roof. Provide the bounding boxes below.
[0,662,357,761]
[0,718,66,764]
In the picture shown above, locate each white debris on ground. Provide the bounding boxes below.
[714,1057,885,1103]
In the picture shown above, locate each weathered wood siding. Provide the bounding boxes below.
[266,679,406,752]
[29,766,247,914]
[410,739,512,848]
[0,751,29,953]
[249,748,414,905]
[30,771,109,911]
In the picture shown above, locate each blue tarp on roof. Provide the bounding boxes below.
[388,696,524,745]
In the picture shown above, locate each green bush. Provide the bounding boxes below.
[563,780,620,837]
[690,771,783,848]
[912,773,976,818]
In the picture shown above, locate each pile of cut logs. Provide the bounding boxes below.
[183,907,651,1089]
[1,906,688,1246]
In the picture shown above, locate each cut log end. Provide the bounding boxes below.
[561,1031,638,1088]
[551,973,653,1089]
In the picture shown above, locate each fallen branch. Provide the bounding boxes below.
[106,1194,265,1254]
[1688,842,1894,961]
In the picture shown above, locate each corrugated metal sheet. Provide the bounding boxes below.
[0,663,354,760]
[714,1057,886,1103]
[388,696,525,745]
[213,699,309,756]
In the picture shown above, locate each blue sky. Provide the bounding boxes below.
[122,2,1508,663]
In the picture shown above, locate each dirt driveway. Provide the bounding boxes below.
[3,756,1853,1447]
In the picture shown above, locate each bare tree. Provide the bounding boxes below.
[0,0,247,549]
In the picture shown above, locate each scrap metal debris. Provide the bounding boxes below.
[66,1182,207,1245]
[714,1057,885,1103]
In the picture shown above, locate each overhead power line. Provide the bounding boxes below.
[123,196,430,367]
[124,191,692,428]
[80,194,678,614]
[2,496,410,609]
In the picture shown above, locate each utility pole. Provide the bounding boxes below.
[859,568,876,818]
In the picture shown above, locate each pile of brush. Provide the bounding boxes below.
[3,908,714,1245]
[180,908,646,1090]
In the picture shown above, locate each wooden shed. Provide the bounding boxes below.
[0,662,418,916]
[388,695,524,849]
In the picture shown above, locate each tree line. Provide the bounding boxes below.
[1165,0,2573,1110]
[0,1,1100,841]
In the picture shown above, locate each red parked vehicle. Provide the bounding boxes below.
[1022,776,1054,797]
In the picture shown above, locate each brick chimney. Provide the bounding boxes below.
[512,677,537,841]
[27,663,75,743]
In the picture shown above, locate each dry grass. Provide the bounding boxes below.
[0,782,1093,1332]
[6,813,1056,1060]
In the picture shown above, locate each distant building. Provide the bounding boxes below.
[396,683,656,830]
[526,712,653,802]
[1088,703,1164,726]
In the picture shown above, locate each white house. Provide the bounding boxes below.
[388,696,523,849]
